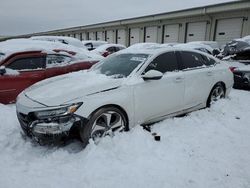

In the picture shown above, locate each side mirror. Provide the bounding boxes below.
[142,70,163,81]
[0,66,6,75]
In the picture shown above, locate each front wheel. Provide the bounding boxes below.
[207,83,225,107]
[80,107,128,148]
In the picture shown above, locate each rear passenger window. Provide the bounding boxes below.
[180,51,204,69]
[144,52,179,74]
[201,55,216,66]
[7,57,46,70]
[46,54,72,68]
[107,47,116,53]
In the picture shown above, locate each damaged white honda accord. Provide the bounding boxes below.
[16,47,234,146]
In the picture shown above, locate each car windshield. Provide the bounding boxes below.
[92,53,149,78]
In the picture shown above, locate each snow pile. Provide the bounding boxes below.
[0,90,250,188]
[222,59,250,71]
[30,36,87,49]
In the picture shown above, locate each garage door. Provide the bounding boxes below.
[106,30,114,43]
[215,18,243,47]
[97,31,104,41]
[129,28,140,45]
[81,32,87,41]
[163,24,180,43]
[186,22,207,42]
[117,29,126,46]
[88,32,96,40]
[145,26,158,43]
[75,33,81,40]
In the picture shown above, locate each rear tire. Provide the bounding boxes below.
[206,83,225,107]
[80,106,128,148]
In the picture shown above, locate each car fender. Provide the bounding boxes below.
[74,86,135,127]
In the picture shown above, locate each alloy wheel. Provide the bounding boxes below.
[210,85,225,103]
[91,110,125,143]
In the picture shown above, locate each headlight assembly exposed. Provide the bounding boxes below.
[34,102,83,119]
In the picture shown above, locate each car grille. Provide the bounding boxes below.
[17,112,36,135]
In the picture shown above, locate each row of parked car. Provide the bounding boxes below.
[0,35,248,146]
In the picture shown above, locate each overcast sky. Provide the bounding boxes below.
[0,0,238,36]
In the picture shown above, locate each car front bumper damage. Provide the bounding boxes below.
[17,111,88,144]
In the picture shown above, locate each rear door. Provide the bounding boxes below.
[45,54,71,78]
[178,51,215,108]
[0,55,46,103]
[134,51,185,124]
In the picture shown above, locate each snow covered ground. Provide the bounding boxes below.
[0,89,249,188]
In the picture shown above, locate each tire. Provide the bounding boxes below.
[206,83,225,107]
[80,106,128,148]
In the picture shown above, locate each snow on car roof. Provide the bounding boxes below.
[127,43,162,50]
[175,43,213,53]
[119,44,216,59]
[81,40,108,45]
[119,44,174,55]
[0,39,103,61]
[188,41,219,49]
[30,36,86,49]
[236,35,250,44]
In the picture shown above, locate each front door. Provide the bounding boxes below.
[133,51,185,124]
[0,55,46,104]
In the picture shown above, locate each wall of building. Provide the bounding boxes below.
[2,1,250,46]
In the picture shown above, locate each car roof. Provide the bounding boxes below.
[93,43,126,52]
[118,45,215,58]
[30,36,86,49]
[0,38,102,61]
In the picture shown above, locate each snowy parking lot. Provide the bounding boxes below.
[0,89,250,188]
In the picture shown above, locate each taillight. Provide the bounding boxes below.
[229,67,237,72]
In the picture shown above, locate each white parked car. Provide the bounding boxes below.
[16,47,234,146]
[82,40,108,51]
[92,43,126,57]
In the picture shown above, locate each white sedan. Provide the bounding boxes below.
[16,47,234,146]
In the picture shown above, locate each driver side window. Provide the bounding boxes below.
[144,52,179,74]
[7,56,46,71]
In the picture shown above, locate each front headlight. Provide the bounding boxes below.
[34,102,83,119]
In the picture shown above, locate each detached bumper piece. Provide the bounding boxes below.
[17,112,85,145]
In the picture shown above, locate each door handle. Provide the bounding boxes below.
[175,77,184,83]
[207,71,213,76]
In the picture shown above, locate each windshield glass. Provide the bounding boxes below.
[92,53,149,77]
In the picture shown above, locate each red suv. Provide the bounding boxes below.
[0,40,100,104]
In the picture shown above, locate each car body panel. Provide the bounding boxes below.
[0,51,98,104]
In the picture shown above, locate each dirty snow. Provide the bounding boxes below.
[0,89,250,188]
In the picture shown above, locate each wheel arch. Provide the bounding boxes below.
[206,81,226,107]
[88,104,130,131]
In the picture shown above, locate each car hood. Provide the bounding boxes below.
[24,71,125,106]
